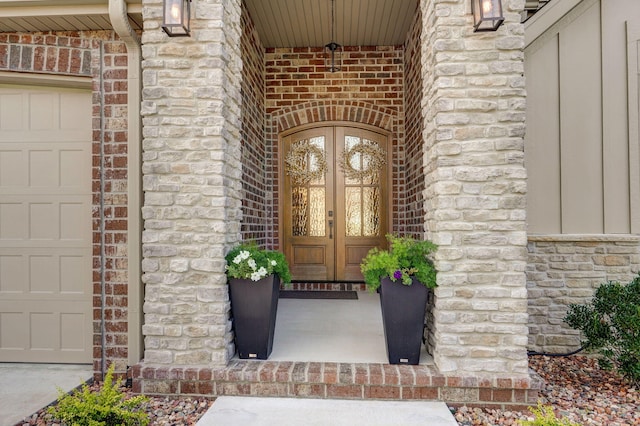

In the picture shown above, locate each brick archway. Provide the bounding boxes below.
[270,100,398,133]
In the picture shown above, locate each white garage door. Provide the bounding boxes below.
[0,84,92,363]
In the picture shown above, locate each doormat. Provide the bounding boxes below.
[279,290,358,300]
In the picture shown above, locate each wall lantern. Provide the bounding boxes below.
[324,0,342,72]
[162,0,192,37]
[471,0,504,32]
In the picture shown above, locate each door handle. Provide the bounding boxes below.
[328,220,333,239]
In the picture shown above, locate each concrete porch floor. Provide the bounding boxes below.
[267,291,433,365]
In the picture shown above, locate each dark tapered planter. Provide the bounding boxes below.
[229,274,280,360]
[379,276,428,365]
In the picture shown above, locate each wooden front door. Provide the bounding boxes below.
[281,125,389,281]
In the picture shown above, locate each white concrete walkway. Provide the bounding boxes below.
[197,396,458,425]
[0,363,92,426]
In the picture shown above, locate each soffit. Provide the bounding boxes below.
[244,0,419,48]
[0,0,143,32]
[0,0,548,46]
[0,0,418,48]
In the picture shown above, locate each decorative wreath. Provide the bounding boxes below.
[285,140,328,184]
[340,141,387,180]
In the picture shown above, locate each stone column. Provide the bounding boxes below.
[140,0,242,367]
[421,0,529,376]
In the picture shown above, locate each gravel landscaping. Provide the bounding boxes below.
[18,355,639,425]
[454,355,639,425]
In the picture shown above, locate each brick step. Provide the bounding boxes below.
[132,360,541,410]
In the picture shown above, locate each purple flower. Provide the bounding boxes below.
[393,270,402,280]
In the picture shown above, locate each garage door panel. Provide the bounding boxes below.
[0,93,24,131]
[0,85,91,363]
[0,150,24,186]
[0,311,25,349]
[60,92,91,129]
[29,93,57,130]
[0,255,22,293]
[0,196,90,243]
[0,202,26,239]
[0,304,91,363]
[0,143,90,192]
[0,249,91,296]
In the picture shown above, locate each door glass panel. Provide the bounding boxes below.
[309,137,326,185]
[344,136,360,185]
[292,187,308,236]
[309,187,326,236]
[345,187,362,236]
[363,187,380,236]
[342,136,385,237]
[288,136,327,237]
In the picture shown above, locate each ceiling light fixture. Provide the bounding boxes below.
[324,0,342,72]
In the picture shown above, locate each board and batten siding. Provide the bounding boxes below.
[525,0,640,234]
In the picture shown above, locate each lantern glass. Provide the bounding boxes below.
[162,0,191,37]
[472,0,504,32]
[325,42,342,73]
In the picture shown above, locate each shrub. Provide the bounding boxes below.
[360,234,437,291]
[518,402,580,426]
[564,274,640,384]
[48,364,149,426]
[225,243,292,284]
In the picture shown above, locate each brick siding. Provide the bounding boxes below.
[263,46,406,243]
[404,7,425,238]
[240,2,268,245]
[0,31,131,378]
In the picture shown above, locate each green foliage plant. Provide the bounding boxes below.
[564,274,640,384]
[47,363,149,426]
[360,234,437,291]
[225,243,292,284]
[517,402,580,426]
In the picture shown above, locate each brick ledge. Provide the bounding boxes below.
[131,360,542,410]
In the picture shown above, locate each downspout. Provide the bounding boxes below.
[108,0,143,371]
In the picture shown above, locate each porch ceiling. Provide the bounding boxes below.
[0,0,419,48]
[244,0,419,48]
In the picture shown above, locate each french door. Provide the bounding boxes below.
[281,125,389,281]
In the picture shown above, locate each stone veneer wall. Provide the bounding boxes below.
[420,0,530,376]
[527,235,640,353]
[0,31,132,378]
[140,0,243,368]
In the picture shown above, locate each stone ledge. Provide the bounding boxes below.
[528,234,640,243]
[131,361,542,410]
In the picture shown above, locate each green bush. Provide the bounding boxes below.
[564,274,640,384]
[360,234,437,291]
[518,402,580,426]
[48,364,149,426]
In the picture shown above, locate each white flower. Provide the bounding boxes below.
[248,258,256,269]
[233,255,242,264]
[240,250,250,260]
[270,260,277,266]
[257,267,268,277]
[250,271,262,281]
